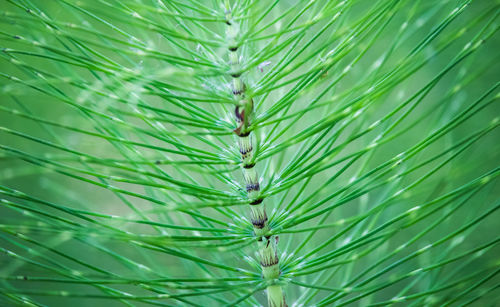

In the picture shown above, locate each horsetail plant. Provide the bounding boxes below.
[0,0,499,306]
[225,3,286,305]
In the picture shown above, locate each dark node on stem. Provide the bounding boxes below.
[260,253,279,267]
[235,106,244,121]
[240,147,253,156]
[246,182,260,192]
[234,123,250,136]
[265,235,271,241]
[250,198,263,205]
[232,82,246,96]
[230,72,241,78]
[252,218,266,229]
[26,9,32,13]
[233,106,250,137]
[13,35,21,39]
[243,163,255,169]
[154,160,161,165]
[232,89,244,96]
[229,46,238,52]
[23,276,28,281]
[233,125,243,136]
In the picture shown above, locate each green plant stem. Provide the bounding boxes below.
[225,4,287,307]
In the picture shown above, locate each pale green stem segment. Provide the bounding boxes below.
[225,5,287,307]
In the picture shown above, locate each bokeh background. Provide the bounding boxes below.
[1,0,499,306]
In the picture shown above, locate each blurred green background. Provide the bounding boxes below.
[1,0,499,306]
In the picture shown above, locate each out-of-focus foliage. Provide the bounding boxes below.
[0,0,499,306]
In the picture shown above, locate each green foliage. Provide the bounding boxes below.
[0,0,499,306]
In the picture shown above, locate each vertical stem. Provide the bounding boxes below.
[224,5,288,307]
